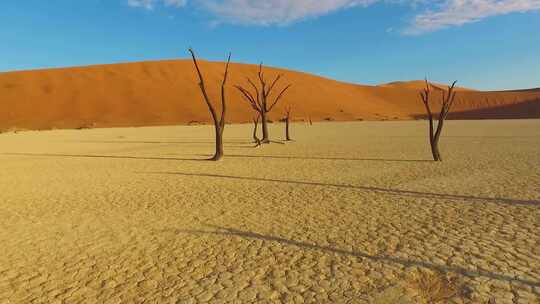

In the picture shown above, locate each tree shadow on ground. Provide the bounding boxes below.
[173,225,540,288]
[70,140,253,145]
[69,140,255,149]
[140,171,539,207]
[201,154,432,162]
[2,153,207,161]
[380,135,540,139]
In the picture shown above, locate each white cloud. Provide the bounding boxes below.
[404,0,540,34]
[128,0,187,10]
[199,0,376,25]
[126,0,540,34]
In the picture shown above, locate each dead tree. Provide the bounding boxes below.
[235,64,291,144]
[420,79,457,161]
[189,48,231,161]
[252,114,261,146]
[284,105,292,141]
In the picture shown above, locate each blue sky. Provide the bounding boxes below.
[1,0,539,90]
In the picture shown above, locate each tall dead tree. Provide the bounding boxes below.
[189,48,231,161]
[420,79,457,161]
[235,64,291,144]
[284,105,292,141]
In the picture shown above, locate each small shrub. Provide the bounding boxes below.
[407,270,464,303]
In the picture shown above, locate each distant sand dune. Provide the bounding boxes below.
[1,60,539,131]
[413,99,540,120]
[378,80,476,92]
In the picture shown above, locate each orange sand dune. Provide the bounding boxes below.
[378,80,476,92]
[1,60,539,131]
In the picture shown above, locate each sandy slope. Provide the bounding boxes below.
[1,60,539,131]
[0,120,539,303]
[378,80,476,92]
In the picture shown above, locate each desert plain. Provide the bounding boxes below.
[0,119,539,303]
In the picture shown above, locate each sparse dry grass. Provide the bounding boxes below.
[407,270,464,303]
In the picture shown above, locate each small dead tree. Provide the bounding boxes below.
[189,48,231,161]
[235,64,291,144]
[284,105,292,141]
[420,79,457,161]
[252,114,261,146]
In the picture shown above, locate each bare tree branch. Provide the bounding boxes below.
[235,85,260,112]
[257,63,266,94]
[247,77,262,108]
[268,84,292,112]
[189,48,219,126]
[266,74,283,97]
[219,53,232,127]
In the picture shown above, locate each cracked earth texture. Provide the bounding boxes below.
[0,120,539,303]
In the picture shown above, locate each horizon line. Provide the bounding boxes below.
[1,58,538,92]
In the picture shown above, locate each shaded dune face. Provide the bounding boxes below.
[0,60,539,131]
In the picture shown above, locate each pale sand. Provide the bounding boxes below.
[0,120,539,303]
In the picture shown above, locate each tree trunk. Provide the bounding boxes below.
[430,139,442,161]
[427,116,438,161]
[253,116,261,145]
[261,111,270,143]
[431,121,443,161]
[253,120,259,143]
[285,117,291,141]
[211,125,224,161]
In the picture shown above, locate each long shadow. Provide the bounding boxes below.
[381,136,540,139]
[140,172,539,207]
[174,225,540,288]
[71,140,253,145]
[215,154,431,162]
[70,141,256,149]
[3,153,206,161]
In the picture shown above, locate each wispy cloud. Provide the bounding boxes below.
[127,0,540,34]
[127,0,187,10]
[404,0,540,34]
[199,0,376,25]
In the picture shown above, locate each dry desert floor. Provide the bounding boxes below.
[0,120,539,304]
